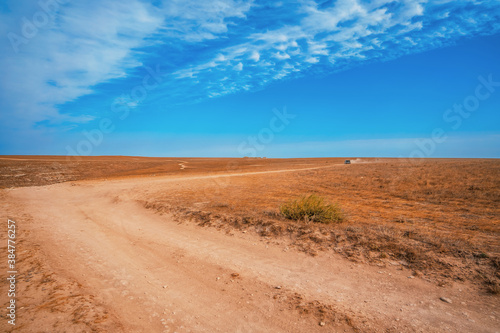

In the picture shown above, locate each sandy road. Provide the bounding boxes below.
[1,167,499,332]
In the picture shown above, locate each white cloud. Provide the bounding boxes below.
[2,0,500,132]
[273,52,291,60]
[157,0,500,105]
[305,57,319,64]
[233,62,243,71]
[158,0,253,42]
[0,0,165,126]
[0,0,255,129]
[249,51,260,61]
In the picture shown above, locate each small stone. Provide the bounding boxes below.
[440,297,452,304]
[319,321,326,326]
[408,276,414,279]
[275,286,282,289]
[163,285,167,289]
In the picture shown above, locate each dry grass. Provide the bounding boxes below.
[0,156,343,188]
[2,156,499,294]
[280,194,344,223]
[140,158,500,293]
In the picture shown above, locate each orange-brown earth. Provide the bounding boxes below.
[0,156,499,332]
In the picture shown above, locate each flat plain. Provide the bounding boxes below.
[0,156,499,332]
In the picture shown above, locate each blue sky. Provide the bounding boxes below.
[0,0,499,158]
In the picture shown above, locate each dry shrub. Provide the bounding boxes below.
[485,279,500,295]
[280,194,344,224]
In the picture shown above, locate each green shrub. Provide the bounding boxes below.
[279,194,344,223]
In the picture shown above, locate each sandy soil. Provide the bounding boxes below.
[1,158,499,332]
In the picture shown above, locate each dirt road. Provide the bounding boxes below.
[1,168,499,332]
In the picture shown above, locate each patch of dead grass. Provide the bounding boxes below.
[141,158,500,294]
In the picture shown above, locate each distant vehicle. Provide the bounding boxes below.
[344,160,351,164]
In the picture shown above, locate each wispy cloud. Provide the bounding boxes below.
[1,0,500,131]
[158,0,253,42]
[1,0,161,126]
[0,0,253,128]
[158,0,500,105]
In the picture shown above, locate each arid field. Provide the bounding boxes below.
[1,156,499,332]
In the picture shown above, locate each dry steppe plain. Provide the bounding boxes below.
[0,156,499,332]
